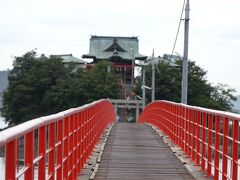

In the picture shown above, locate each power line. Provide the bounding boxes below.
[168,0,186,64]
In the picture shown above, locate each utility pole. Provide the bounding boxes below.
[151,49,155,102]
[142,65,146,108]
[131,48,135,86]
[181,0,190,104]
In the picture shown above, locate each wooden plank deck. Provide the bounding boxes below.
[94,123,195,180]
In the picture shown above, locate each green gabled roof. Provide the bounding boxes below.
[82,36,148,61]
[55,54,86,64]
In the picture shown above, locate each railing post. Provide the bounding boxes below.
[179,106,182,148]
[63,117,69,179]
[186,108,190,157]
[170,104,173,139]
[77,112,81,173]
[68,115,73,179]
[188,109,192,157]
[48,123,55,180]
[86,109,89,158]
[207,114,213,176]
[80,111,84,169]
[232,119,239,180]
[222,118,229,180]
[38,126,46,180]
[138,100,240,180]
[192,110,197,161]
[196,111,201,165]
[57,120,63,180]
[201,112,206,171]
[173,105,177,143]
[180,106,183,149]
[1,100,115,180]
[5,139,17,179]
[24,131,34,180]
[73,113,78,179]
[83,110,87,164]
[177,105,180,146]
[214,116,220,180]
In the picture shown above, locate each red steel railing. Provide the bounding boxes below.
[138,100,240,180]
[0,99,115,180]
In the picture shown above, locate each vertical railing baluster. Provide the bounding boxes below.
[68,115,73,179]
[192,110,197,161]
[232,119,239,180]
[38,126,46,180]
[63,117,69,179]
[48,123,55,180]
[0,100,116,180]
[188,109,192,157]
[80,111,84,169]
[77,112,81,173]
[196,111,201,165]
[5,139,17,179]
[138,101,240,180]
[57,120,63,180]
[222,118,229,180]
[185,108,189,156]
[214,116,220,180]
[201,112,207,171]
[25,131,34,180]
[207,114,213,176]
[73,113,77,179]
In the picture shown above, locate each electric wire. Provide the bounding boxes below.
[156,0,186,74]
[168,0,186,64]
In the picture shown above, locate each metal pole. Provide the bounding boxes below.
[151,49,155,102]
[136,102,140,121]
[131,48,135,86]
[142,65,146,109]
[124,66,127,99]
[181,0,190,104]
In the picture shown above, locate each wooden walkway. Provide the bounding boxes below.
[94,123,195,180]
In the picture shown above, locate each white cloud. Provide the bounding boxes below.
[0,0,240,94]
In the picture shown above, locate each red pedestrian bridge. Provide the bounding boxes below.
[0,99,239,180]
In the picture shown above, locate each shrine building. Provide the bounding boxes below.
[82,36,147,84]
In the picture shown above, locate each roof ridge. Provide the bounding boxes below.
[91,35,138,40]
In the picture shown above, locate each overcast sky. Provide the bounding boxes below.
[0,0,240,94]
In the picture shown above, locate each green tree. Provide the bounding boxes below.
[43,61,120,111]
[83,61,120,102]
[209,83,237,111]
[136,60,182,103]
[136,58,236,111]
[1,52,68,124]
[42,67,87,114]
[1,52,121,125]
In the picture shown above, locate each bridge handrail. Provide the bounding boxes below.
[138,100,240,180]
[0,99,105,147]
[150,100,240,120]
[0,99,116,180]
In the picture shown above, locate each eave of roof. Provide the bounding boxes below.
[54,54,86,64]
[90,35,139,40]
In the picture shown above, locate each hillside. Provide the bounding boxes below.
[0,71,9,108]
[0,71,9,92]
[232,95,240,113]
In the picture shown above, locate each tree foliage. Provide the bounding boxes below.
[136,58,236,111]
[1,51,120,125]
[83,61,120,102]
